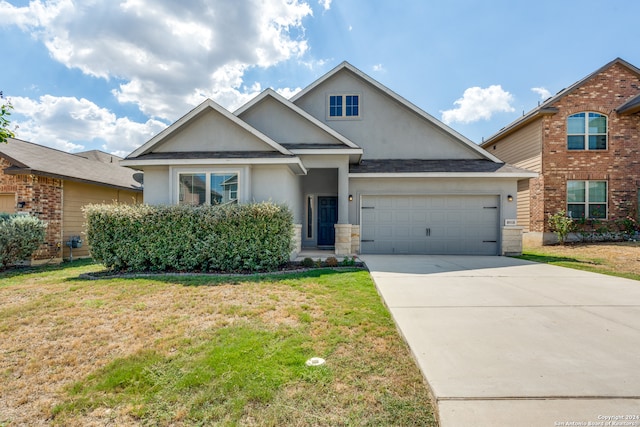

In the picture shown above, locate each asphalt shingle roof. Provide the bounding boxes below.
[349,159,534,175]
[1,138,142,191]
[130,151,295,160]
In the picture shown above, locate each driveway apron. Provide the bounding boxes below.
[360,255,640,427]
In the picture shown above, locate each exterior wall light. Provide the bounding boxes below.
[348,194,353,201]
[507,195,513,202]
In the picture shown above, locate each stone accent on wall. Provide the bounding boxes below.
[1,159,63,263]
[290,224,302,261]
[334,223,352,256]
[501,226,523,256]
[350,225,360,254]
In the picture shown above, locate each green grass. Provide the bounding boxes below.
[0,262,436,426]
[517,251,640,281]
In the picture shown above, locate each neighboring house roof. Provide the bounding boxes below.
[1,138,142,191]
[616,93,640,115]
[291,61,502,163]
[76,150,123,164]
[349,159,537,178]
[482,57,640,146]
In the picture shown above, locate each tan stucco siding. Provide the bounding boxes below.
[251,165,302,223]
[154,109,275,153]
[294,70,484,160]
[239,97,344,146]
[486,119,542,172]
[63,181,141,259]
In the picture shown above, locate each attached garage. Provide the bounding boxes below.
[360,194,500,255]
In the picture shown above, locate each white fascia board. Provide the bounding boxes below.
[289,148,364,155]
[121,157,304,167]
[349,172,539,179]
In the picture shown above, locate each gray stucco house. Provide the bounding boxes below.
[122,62,535,257]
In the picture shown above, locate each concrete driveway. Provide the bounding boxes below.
[360,255,640,427]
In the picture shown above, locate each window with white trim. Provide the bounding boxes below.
[328,94,359,118]
[178,172,239,205]
[567,112,607,150]
[567,180,607,219]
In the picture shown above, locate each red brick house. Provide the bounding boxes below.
[1,138,142,263]
[481,58,640,245]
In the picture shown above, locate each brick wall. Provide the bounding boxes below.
[537,62,640,232]
[0,157,63,261]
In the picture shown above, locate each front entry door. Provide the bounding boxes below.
[317,196,338,246]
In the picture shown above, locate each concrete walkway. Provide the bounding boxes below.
[360,255,640,427]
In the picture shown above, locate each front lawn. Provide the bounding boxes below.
[519,241,640,281]
[0,261,436,426]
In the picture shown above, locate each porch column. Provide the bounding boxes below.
[337,162,349,224]
[335,162,351,256]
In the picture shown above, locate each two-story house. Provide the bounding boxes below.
[481,58,640,245]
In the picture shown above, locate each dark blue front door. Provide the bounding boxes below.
[318,196,338,246]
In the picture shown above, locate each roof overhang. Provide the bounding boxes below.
[3,166,143,191]
[121,156,308,175]
[616,93,640,115]
[349,171,538,179]
[481,107,558,147]
[289,148,363,163]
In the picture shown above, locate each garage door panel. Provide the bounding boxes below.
[361,195,499,255]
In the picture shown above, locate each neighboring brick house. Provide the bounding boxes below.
[0,138,143,263]
[481,58,640,245]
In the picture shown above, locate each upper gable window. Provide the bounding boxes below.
[328,94,359,119]
[567,112,607,150]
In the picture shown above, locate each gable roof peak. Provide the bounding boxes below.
[291,60,502,163]
[483,57,640,146]
[234,85,361,150]
[127,96,293,158]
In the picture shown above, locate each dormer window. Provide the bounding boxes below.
[567,112,607,150]
[328,94,360,119]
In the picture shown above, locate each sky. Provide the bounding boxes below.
[1,0,639,157]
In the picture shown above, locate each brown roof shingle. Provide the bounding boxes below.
[1,138,142,191]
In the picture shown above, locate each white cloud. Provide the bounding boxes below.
[11,95,166,157]
[2,0,314,122]
[531,87,551,100]
[319,0,332,11]
[441,85,515,125]
[373,64,385,73]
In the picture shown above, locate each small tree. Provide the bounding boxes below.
[548,210,576,244]
[1,91,15,144]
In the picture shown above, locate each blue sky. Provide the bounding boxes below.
[1,0,639,157]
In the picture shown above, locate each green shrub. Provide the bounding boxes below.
[84,203,293,272]
[301,257,314,267]
[548,210,576,244]
[0,214,47,269]
[341,256,356,267]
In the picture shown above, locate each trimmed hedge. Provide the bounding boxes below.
[0,214,47,269]
[84,203,294,272]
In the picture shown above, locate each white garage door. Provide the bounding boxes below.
[360,195,499,255]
